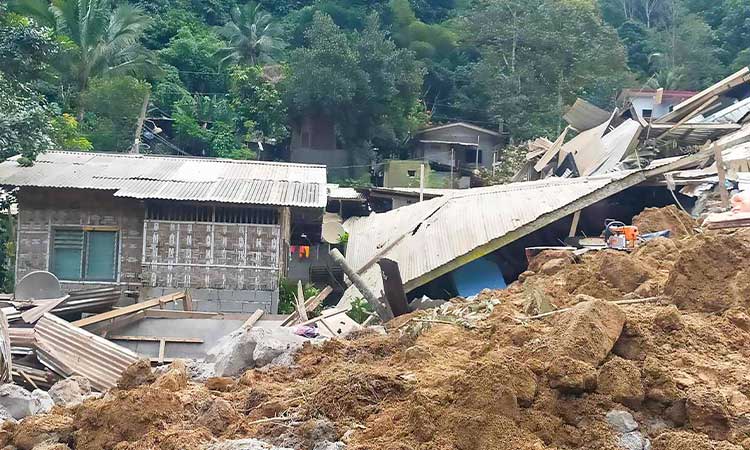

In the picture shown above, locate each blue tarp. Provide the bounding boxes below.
[452,257,507,297]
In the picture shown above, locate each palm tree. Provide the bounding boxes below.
[11,0,155,117]
[216,2,285,67]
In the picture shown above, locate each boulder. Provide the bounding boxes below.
[198,398,240,435]
[685,387,732,441]
[202,439,293,450]
[12,414,74,450]
[653,305,683,332]
[48,377,91,408]
[547,356,597,394]
[207,327,307,377]
[606,410,639,433]
[555,300,626,367]
[0,385,44,420]
[30,391,53,415]
[597,357,644,408]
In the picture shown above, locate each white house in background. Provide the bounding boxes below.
[618,89,696,121]
[412,122,506,171]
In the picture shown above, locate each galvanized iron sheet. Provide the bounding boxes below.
[0,152,327,208]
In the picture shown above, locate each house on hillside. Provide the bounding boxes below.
[412,122,506,172]
[0,152,327,314]
[618,89,697,121]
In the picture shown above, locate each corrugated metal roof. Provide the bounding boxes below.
[0,151,327,208]
[339,172,639,305]
[35,313,140,391]
[327,184,364,201]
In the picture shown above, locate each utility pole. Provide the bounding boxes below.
[131,91,150,154]
[450,147,455,188]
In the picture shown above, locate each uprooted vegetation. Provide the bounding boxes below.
[3,211,750,450]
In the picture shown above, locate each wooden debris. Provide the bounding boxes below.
[242,309,264,328]
[281,286,332,326]
[704,211,750,229]
[0,310,10,382]
[21,295,70,324]
[73,290,187,328]
[295,281,308,321]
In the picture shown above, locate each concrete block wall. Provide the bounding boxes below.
[141,287,279,313]
[15,187,144,291]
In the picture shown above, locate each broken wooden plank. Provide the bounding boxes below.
[317,313,362,338]
[295,281,308,322]
[296,308,350,327]
[330,248,394,322]
[281,286,333,326]
[534,126,569,172]
[158,340,166,363]
[0,310,11,383]
[107,335,204,343]
[183,289,193,312]
[73,291,186,328]
[242,309,264,329]
[35,313,141,391]
[21,295,70,324]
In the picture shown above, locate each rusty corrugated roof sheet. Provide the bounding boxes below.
[0,151,327,208]
[339,172,644,305]
[35,313,141,391]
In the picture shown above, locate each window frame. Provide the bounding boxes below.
[49,227,120,282]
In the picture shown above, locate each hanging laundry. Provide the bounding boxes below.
[299,245,310,259]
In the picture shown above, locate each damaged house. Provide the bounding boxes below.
[0,152,327,313]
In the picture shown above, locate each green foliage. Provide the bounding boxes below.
[229,66,288,143]
[12,0,157,100]
[80,76,150,151]
[388,0,456,61]
[278,279,320,315]
[347,297,374,324]
[52,113,92,151]
[474,145,526,186]
[0,73,56,163]
[216,3,286,67]
[173,95,249,158]
[159,26,228,93]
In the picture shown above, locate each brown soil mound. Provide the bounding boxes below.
[5,210,750,450]
[633,205,696,237]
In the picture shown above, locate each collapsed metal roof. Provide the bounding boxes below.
[339,165,682,305]
[0,151,328,208]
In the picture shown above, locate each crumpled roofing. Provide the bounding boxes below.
[0,151,327,208]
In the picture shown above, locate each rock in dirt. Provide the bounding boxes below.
[153,360,188,392]
[619,431,650,450]
[642,357,681,405]
[596,251,650,293]
[555,299,626,367]
[207,327,307,377]
[30,390,53,415]
[597,357,644,407]
[30,444,71,450]
[539,258,570,276]
[606,410,639,433]
[685,387,732,440]
[12,414,74,450]
[312,442,346,450]
[0,384,49,420]
[48,376,92,408]
[202,439,293,450]
[528,249,574,273]
[117,359,156,389]
[198,397,240,435]
[547,356,597,393]
[653,305,683,332]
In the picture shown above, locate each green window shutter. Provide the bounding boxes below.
[85,231,117,281]
[52,230,84,281]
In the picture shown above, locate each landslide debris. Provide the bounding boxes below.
[2,214,750,450]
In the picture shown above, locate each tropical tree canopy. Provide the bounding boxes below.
[216,2,285,67]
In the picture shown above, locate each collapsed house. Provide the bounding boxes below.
[0,152,327,313]
[340,67,750,306]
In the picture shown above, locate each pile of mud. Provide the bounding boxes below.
[2,221,750,450]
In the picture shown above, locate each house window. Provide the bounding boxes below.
[51,229,118,282]
[465,149,483,164]
[407,170,417,177]
[642,109,653,119]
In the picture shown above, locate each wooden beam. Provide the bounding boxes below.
[714,143,730,209]
[280,286,332,326]
[655,95,719,142]
[242,309,264,329]
[108,335,203,343]
[72,291,186,328]
[296,307,349,327]
[183,289,193,311]
[568,210,581,238]
[158,340,166,363]
[143,309,265,320]
[295,281,308,321]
